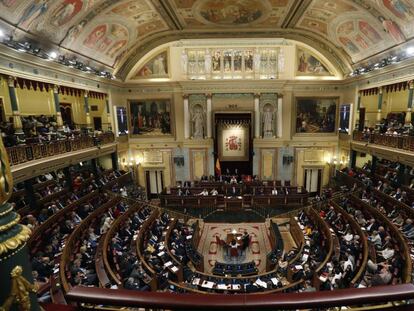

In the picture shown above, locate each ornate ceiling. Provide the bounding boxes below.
[0,0,413,80]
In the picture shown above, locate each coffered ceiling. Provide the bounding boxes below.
[0,0,413,80]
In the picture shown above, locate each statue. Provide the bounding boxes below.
[192,106,204,139]
[181,50,188,75]
[205,49,212,74]
[263,105,274,137]
[1,266,37,311]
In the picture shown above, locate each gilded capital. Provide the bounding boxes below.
[53,84,60,94]
[7,76,15,88]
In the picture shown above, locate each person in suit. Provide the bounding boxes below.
[229,186,239,197]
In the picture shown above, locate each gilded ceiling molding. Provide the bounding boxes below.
[116,29,352,81]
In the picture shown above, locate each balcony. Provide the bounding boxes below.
[6,132,115,166]
[352,131,414,152]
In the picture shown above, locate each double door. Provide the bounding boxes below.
[304,168,322,195]
[145,170,164,199]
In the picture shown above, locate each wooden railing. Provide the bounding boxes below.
[6,132,115,166]
[65,283,414,310]
[352,131,414,152]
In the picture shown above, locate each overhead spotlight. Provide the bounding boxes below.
[406,46,414,56]
[374,63,379,67]
[49,51,57,59]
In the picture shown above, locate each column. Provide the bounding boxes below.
[357,92,364,131]
[7,76,23,134]
[397,163,406,186]
[91,158,98,175]
[23,178,37,210]
[84,90,91,129]
[183,94,190,139]
[53,85,63,129]
[277,94,283,138]
[63,166,72,191]
[377,87,383,122]
[406,81,413,124]
[111,152,119,170]
[254,93,260,138]
[105,96,112,131]
[0,135,41,311]
[371,156,378,177]
[206,93,212,138]
[350,150,357,169]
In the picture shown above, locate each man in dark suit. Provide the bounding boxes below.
[229,186,239,197]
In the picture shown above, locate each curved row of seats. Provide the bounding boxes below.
[101,201,152,288]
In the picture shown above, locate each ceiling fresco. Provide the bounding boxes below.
[0,0,413,78]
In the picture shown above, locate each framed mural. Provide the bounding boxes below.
[133,50,169,79]
[295,98,338,134]
[128,99,172,136]
[217,123,249,161]
[296,48,332,76]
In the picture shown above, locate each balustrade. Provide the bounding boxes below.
[6,132,115,166]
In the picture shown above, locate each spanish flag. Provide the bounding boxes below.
[215,158,221,176]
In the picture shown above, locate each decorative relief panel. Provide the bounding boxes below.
[183,47,282,80]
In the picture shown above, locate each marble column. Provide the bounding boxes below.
[377,87,383,122]
[84,90,91,128]
[53,85,63,129]
[206,93,212,138]
[183,94,190,139]
[7,76,23,134]
[277,94,283,138]
[254,93,260,138]
[105,96,112,131]
[406,81,413,124]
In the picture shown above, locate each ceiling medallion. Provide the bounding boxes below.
[193,0,272,27]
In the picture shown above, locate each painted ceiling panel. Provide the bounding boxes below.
[0,0,412,75]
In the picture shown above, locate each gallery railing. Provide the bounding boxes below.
[6,132,115,166]
[65,283,414,310]
[352,130,414,151]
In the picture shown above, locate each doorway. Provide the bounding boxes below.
[214,113,252,176]
[60,103,73,126]
[145,170,164,199]
[304,168,322,195]
[93,117,102,131]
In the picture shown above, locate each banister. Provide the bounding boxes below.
[65,283,414,310]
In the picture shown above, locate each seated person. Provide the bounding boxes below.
[229,186,240,197]
[210,188,218,196]
[271,187,278,195]
[198,188,209,196]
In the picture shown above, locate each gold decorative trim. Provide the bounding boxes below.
[0,213,20,232]
[0,225,31,257]
[0,265,37,311]
[0,205,13,217]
